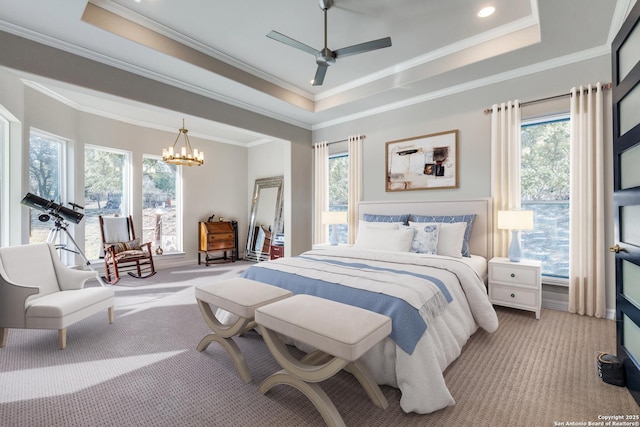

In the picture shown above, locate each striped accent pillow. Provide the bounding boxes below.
[111,238,141,253]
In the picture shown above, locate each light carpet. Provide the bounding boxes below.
[0,262,637,426]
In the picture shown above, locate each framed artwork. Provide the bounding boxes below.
[385,129,459,191]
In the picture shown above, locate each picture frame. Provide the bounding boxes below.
[385,129,459,191]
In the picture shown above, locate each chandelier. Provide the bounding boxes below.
[162,119,204,166]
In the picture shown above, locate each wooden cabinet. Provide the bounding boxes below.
[488,257,542,319]
[270,245,284,260]
[198,221,238,266]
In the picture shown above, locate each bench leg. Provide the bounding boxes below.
[258,325,388,425]
[58,328,67,350]
[259,370,346,427]
[258,326,348,382]
[197,333,253,383]
[0,328,7,348]
[301,350,388,409]
[196,299,254,383]
[346,360,388,409]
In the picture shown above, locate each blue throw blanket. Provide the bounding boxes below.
[241,253,453,354]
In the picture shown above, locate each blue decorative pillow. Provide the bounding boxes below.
[363,213,410,225]
[408,224,440,254]
[409,214,476,257]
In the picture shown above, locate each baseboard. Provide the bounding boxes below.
[542,297,568,312]
[541,288,616,320]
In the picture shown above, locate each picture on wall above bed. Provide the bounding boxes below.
[386,129,458,191]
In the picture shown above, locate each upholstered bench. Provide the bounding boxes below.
[195,278,292,383]
[255,294,392,427]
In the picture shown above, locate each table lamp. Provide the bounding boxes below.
[322,211,347,245]
[497,210,534,262]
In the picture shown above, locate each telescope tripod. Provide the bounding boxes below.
[47,218,107,287]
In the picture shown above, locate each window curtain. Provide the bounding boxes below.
[568,83,606,318]
[313,141,329,245]
[490,100,522,258]
[347,135,363,244]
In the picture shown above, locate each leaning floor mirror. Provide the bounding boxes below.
[245,176,284,262]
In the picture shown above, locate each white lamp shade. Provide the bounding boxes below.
[322,211,347,225]
[497,210,534,231]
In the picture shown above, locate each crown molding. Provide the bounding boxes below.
[312,44,610,130]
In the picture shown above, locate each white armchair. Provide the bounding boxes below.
[0,243,114,349]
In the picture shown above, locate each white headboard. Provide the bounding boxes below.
[358,198,493,259]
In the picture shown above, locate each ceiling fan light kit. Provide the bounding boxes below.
[267,0,392,86]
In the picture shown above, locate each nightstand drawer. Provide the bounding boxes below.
[490,284,538,308]
[490,264,538,287]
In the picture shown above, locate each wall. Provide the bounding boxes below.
[245,139,312,257]
[6,83,249,269]
[246,140,286,257]
[312,54,617,313]
[0,30,313,266]
[0,28,616,311]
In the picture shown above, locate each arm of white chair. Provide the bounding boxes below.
[0,266,39,328]
[46,244,99,291]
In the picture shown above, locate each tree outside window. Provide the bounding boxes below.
[521,118,570,278]
[142,156,179,253]
[28,132,64,244]
[328,154,348,244]
[84,146,129,259]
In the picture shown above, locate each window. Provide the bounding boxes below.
[84,145,130,260]
[520,116,570,280]
[142,156,180,253]
[328,153,348,244]
[28,131,66,244]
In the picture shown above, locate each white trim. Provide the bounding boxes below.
[608,0,637,45]
[0,19,312,131]
[312,45,609,130]
[88,0,312,100]
[316,14,540,101]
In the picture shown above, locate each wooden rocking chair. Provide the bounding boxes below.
[99,215,156,284]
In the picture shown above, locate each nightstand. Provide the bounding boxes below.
[488,257,542,319]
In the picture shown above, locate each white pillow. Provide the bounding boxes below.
[407,223,440,254]
[354,227,415,252]
[359,220,402,229]
[357,220,402,241]
[409,221,466,258]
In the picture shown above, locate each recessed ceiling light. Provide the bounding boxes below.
[478,6,495,18]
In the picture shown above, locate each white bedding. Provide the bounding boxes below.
[240,246,499,414]
[461,254,489,283]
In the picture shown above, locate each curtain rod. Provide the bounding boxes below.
[483,82,612,114]
[312,134,366,147]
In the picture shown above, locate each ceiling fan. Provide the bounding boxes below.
[266,0,392,86]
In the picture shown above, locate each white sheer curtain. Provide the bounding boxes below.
[568,83,606,318]
[347,135,364,244]
[490,100,522,258]
[313,142,329,245]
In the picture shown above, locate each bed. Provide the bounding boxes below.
[240,199,499,414]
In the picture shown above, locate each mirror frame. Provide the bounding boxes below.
[245,176,284,262]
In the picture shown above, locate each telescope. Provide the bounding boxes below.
[20,193,84,224]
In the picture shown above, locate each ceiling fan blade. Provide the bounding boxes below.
[266,31,319,56]
[334,36,392,59]
[312,64,328,86]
